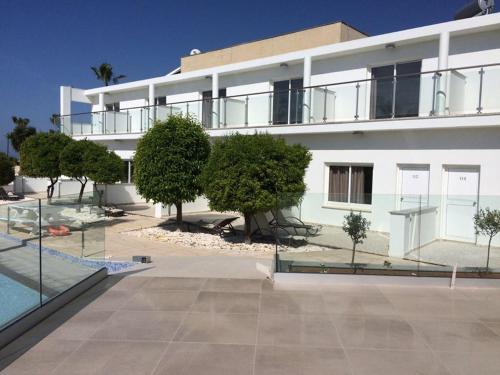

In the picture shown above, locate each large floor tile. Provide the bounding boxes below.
[202,278,263,293]
[260,291,326,315]
[173,312,258,345]
[437,350,500,375]
[68,289,134,312]
[347,348,450,375]
[91,310,184,341]
[258,313,341,348]
[190,291,260,314]
[152,342,254,375]
[144,277,207,291]
[255,345,352,375]
[123,290,198,311]
[332,315,428,350]
[1,339,83,375]
[322,293,398,316]
[409,319,500,352]
[52,340,167,375]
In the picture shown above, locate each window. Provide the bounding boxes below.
[155,96,166,106]
[328,165,373,204]
[370,61,421,119]
[202,89,226,128]
[105,102,120,112]
[120,160,134,184]
[273,78,303,125]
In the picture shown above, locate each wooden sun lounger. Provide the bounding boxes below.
[0,187,21,201]
[197,217,238,237]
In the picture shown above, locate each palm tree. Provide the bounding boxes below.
[91,63,126,86]
[7,116,36,152]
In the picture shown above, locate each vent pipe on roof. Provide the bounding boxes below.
[454,0,495,20]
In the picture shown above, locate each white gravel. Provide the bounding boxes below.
[124,226,331,255]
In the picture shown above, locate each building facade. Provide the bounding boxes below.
[60,15,500,253]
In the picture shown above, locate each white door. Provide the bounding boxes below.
[444,166,480,242]
[399,165,430,209]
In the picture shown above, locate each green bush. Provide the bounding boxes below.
[343,211,371,265]
[202,133,311,243]
[0,152,15,186]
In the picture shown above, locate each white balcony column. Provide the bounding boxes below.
[303,56,312,123]
[148,83,155,127]
[436,31,450,115]
[98,92,105,133]
[212,73,219,128]
[60,86,72,134]
[98,92,105,111]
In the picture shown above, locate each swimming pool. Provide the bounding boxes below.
[0,273,45,329]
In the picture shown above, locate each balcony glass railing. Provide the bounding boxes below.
[59,63,500,136]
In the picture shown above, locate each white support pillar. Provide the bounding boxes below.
[303,56,312,123]
[154,203,163,218]
[60,86,72,134]
[98,92,105,111]
[212,73,219,128]
[98,92,105,133]
[148,84,155,127]
[436,31,450,115]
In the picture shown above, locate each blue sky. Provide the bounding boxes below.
[0,0,477,155]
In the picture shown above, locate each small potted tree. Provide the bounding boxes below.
[342,211,371,267]
[474,208,500,271]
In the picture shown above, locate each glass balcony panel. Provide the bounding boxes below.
[247,93,271,127]
[223,97,246,128]
[447,67,481,116]
[480,67,500,113]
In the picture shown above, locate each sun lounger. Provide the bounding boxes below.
[251,212,305,246]
[269,208,321,236]
[197,216,238,237]
[103,205,125,217]
[0,187,21,201]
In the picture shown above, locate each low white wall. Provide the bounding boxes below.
[162,196,210,216]
[13,177,93,197]
[97,184,146,205]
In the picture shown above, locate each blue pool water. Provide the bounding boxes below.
[0,274,43,329]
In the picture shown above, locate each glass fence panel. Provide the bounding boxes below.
[247,93,272,127]
[40,193,105,299]
[0,200,42,329]
[222,97,246,128]
[274,193,500,276]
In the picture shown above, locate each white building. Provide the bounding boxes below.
[60,14,500,255]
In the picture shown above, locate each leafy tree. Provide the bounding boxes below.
[60,140,103,203]
[342,211,371,265]
[134,115,210,230]
[0,152,15,186]
[50,113,60,128]
[202,133,311,243]
[20,132,72,198]
[87,147,122,207]
[474,208,500,270]
[7,116,36,152]
[91,63,126,86]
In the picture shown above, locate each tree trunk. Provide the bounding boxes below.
[175,202,183,232]
[244,213,252,244]
[487,236,493,271]
[47,177,58,199]
[351,242,357,265]
[78,178,87,205]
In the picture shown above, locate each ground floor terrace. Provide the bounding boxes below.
[2,274,500,375]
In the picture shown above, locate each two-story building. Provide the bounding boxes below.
[60,14,500,251]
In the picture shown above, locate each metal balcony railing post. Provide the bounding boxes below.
[127,110,130,133]
[477,67,484,114]
[355,83,360,120]
[323,87,328,122]
[140,109,143,132]
[268,93,273,124]
[186,102,190,119]
[295,91,299,124]
[113,111,116,134]
[430,72,439,116]
[223,98,227,127]
[245,96,249,126]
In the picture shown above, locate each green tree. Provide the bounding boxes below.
[202,133,311,243]
[91,63,126,86]
[7,116,36,152]
[342,211,371,265]
[50,113,60,128]
[0,152,15,186]
[134,115,210,230]
[87,148,122,207]
[20,132,72,198]
[60,140,102,203]
[474,208,500,270]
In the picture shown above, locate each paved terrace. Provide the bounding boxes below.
[2,275,500,374]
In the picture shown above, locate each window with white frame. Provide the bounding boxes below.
[328,165,373,205]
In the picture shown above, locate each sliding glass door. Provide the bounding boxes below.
[272,78,303,125]
[370,61,421,119]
